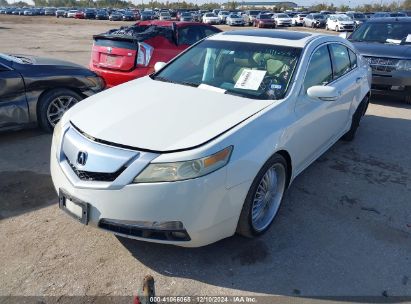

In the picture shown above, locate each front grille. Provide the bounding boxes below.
[66,156,126,182]
[364,56,399,73]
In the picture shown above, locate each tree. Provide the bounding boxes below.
[0,0,8,6]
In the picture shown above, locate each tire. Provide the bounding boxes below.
[336,25,339,32]
[341,96,369,141]
[37,88,82,133]
[326,24,329,30]
[236,153,288,238]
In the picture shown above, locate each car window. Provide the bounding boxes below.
[178,27,203,45]
[329,44,351,79]
[348,49,357,69]
[303,45,333,91]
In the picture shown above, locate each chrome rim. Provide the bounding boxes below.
[251,163,286,232]
[46,96,78,127]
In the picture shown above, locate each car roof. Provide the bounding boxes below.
[366,17,411,22]
[209,30,326,47]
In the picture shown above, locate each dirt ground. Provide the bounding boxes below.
[1,15,411,301]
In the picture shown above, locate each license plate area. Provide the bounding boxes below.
[106,55,117,65]
[59,189,89,224]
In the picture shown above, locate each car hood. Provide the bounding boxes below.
[350,41,411,59]
[68,77,274,152]
[22,55,85,68]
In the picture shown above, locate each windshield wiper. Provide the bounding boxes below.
[152,76,199,88]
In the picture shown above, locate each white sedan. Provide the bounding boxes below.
[326,14,356,31]
[202,12,220,24]
[226,13,245,26]
[51,30,371,247]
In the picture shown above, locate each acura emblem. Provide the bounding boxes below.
[107,47,112,54]
[77,151,88,166]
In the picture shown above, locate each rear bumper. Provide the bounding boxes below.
[90,64,152,88]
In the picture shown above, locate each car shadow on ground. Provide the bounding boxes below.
[118,114,411,298]
[370,94,411,110]
[0,128,56,219]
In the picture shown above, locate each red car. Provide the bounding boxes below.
[90,20,221,88]
[254,13,275,28]
[75,10,85,19]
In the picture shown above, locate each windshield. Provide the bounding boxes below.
[353,13,365,18]
[337,15,352,21]
[260,14,272,19]
[350,22,410,43]
[277,14,289,18]
[153,40,301,100]
[313,14,325,19]
[229,14,240,18]
[205,13,215,17]
[249,11,260,15]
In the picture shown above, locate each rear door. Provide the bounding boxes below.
[0,61,29,128]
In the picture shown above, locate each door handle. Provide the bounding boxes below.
[356,77,362,83]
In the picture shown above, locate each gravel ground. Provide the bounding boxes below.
[0,15,411,301]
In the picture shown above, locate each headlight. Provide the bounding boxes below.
[133,146,233,183]
[86,76,105,90]
[397,60,411,72]
[52,120,63,156]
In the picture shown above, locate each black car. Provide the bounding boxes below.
[85,9,96,19]
[123,10,135,21]
[95,9,109,20]
[346,18,411,103]
[0,54,105,132]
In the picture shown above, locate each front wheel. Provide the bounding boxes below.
[236,154,288,238]
[37,88,82,132]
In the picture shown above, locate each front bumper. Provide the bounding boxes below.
[339,24,354,31]
[50,131,246,247]
[371,71,411,97]
[277,21,291,26]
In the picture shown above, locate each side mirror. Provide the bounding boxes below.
[339,32,349,39]
[154,62,166,72]
[307,85,341,101]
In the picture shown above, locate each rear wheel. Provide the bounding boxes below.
[236,154,288,238]
[341,96,369,141]
[336,25,339,32]
[37,88,82,132]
